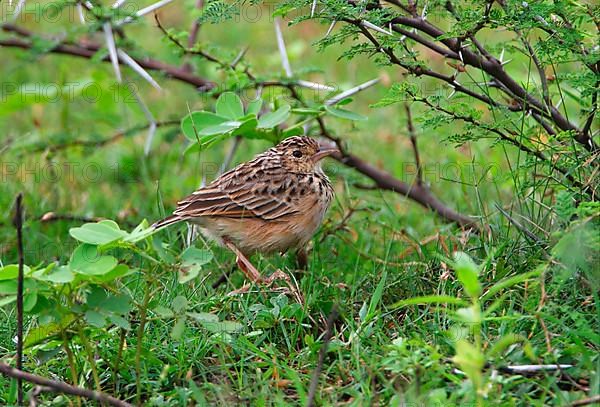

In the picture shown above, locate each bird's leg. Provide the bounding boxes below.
[295,248,308,270]
[222,238,263,282]
[222,237,290,286]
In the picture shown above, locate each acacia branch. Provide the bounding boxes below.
[1,22,477,228]
[0,363,132,407]
[404,103,422,185]
[0,24,215,90]
[341,152,477,228]
[358,3,597,151]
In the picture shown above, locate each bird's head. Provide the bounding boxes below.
[275,136,339,173]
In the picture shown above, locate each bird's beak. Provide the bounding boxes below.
[311,147,340,163]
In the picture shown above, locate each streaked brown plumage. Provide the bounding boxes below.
[152,136,337,281]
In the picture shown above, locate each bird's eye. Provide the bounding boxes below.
[292,150,303,158]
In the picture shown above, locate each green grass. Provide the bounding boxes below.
[0,1,599,406]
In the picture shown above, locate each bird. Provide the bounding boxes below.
[152,136,339,283]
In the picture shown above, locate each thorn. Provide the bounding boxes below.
[325,20,337,37]
[325,78,380,105]
[131,90,157,156]
[310,0,317,18]
[274,17,293,77]
[76,3,85,23]
[103,22,122,83]
[361,20,392,35]
[296,80,335,91]
[421,2,428,19]
[119,0,175,24]
[12,0,26,21]
[117,49,162,90]
[230,46,248,68]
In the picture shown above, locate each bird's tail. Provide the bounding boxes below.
[151,214,184,230]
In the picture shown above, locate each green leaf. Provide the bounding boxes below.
[124,221,155,243]
[324,105,367,121]
[0,295,17,306]
[70,244,117,276]
[93,264,132,282]
[246,98,262,115]
[366,270,387,321]
[453,339,485,388]
[181,111,229,141]
[257,105,291,129]
[109,314,131,330]
[282,126,304,138]
[390,295,468,309]
[452,252,481,298]
[189,312,244,333]
[0,265,19,281]
[181,247,213,266]
[172,295,188,313]
[154,305,175,318]
[85,310,106,327]
[178,264,201,284]
[101,294,131,314]
[171,318,186,339]
[454,305,481,325]
[480,269,541,302]
[44,266,75,283]
[199,121,241,136]
[24,292,37,312]
[216,92,244,119]
[0,264,32,280]
[25,315,75,347]
[232,117,259,137]
[69,222,127,245]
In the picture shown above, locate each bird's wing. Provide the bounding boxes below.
[173,165,302,221]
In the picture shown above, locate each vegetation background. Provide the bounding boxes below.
[0,0,598,405]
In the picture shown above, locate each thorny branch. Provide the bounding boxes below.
[0,20,477,228]
[0,363,132,407]
[358,0,599,152]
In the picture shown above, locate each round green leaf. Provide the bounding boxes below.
[246,98,263,115]
[216,92,244,119]
[70,244,118,276]
[0,264,31,281]
[69,222,128,245]
[324,105,367,121]
[181,111,229,141]
[257,105,291,129]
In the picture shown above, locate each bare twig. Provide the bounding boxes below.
[12,193,24,405]
[0,363,132,407]
[306,305,339,407]
[20,120,179,154]
[404,103,422,185]
[39,212,104,223]
[154,14,222,65]
[182,0,205,72]
[570,395,600,407]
